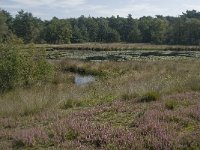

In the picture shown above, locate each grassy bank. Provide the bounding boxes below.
[36,43,200,51]
[0,58,200,149]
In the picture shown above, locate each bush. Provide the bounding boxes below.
[0,44,54,92]
[140,92,160,102]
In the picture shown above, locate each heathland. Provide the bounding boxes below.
[0,44,200,149]
[0,9,200,150]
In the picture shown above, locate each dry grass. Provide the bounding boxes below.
[36,43,200,51]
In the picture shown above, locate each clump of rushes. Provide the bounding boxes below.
[66,128,79,140]
[140,92,160,102]
[60,99,83,109]
[165,100,178,110]
[121,93,138,101]
[62,100,73,109]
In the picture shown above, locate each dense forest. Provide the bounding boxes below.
[0,9,200,45]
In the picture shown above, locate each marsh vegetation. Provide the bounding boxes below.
[0,47,200,149]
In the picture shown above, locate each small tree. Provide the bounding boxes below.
[0,45,54,92]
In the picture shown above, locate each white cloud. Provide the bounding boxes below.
[182,4,200,11]
[55,0,86,7]
[6,0,86,8]
[9,0,54,7]
[1,0,200,19]
[90,3,168,18]
[0,0,88,19]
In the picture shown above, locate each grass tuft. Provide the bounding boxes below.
[60,99,84,110]
[121,93,138,101]
[66,128,78,140]
[165,100,178,110]
[140,92,160,102]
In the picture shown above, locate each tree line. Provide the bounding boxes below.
[0,9,200,45]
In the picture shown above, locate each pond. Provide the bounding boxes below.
[75,74,95,86]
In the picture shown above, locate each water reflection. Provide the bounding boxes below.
[75,74,95,86]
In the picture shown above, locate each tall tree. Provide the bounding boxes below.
[0,10,8,42]
[151,18,168,44]
[43,17,72,44]
[12,10,43,43]
[1,10,12,30]
[85,17,99,42]
[97,18,109,42]
[71,25,84,43]
[138,16,154,43]
[182,10,200,19]
[122,14,141,43]
[104,28,120,43]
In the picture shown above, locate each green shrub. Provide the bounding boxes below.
[0,45,54,92]
[140,92,160,102]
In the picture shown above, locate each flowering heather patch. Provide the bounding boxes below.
[49,119,72,143]
[187,105,200,121]
[48,92,200,149]
[1,91,199,149]
[49,100,173,149]
[59,140,94,150]
[163,92,200,103]
[0,130,12,140]
[33,110,62,124]
[177,128,200,149]
[51,117,144,149]
[0,117,17,129]
[44,101,146,148]
[1,60,200,149]
[0,141,12,150]
[12,127,49,147]
[137,110,174,149]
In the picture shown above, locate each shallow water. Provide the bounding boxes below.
[75,74,95,86]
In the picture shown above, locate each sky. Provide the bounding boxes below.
[1,0,200,20]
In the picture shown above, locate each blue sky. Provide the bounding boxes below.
[1,0,200,20]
